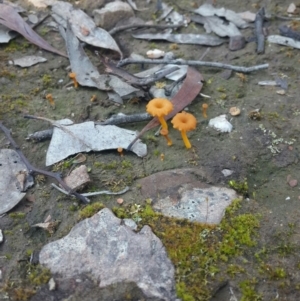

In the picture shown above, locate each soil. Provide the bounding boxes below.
[1,0,300,300]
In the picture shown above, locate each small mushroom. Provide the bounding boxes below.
[229,107,241,116]
[160,128,172,146]
[69,72,78,88]
[202,103,208,118]
[46,93,55,108]
[146,98,173,130]
[171,111,197,149]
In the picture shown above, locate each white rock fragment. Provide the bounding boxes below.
[146,49,165,59]
[287,3,296,14]
[48,278,56,291]
[221,169,234,177]
[208,114,233,133]
[13,56,47,67]
[0,229,3,243]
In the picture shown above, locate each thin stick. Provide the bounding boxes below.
[24,115,92,149]
[255,7,265,54]
[117,58,269,73]
[51,183,129,197]
[0,122,89,203]
[109,22,184,35]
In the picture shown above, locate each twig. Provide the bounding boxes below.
[255,7,266,54]
[51,183,129,197]
[0,121,89,203]
[24,115,92,149]
[109,22,184,35]
[117,58,268,73]
[97,53,179,86]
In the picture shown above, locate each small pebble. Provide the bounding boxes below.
[48,278,56,291]
[117,198,124,204]
[285,196,290,201]
[289,179,298,187]
[229,35,246,51]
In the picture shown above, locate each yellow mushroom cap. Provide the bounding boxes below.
[171,111,197,132]
[146,98,173,117]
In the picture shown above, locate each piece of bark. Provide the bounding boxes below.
[255,7,265,54]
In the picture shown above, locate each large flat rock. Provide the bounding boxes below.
[137,168,238,224]
[39,208,177,301]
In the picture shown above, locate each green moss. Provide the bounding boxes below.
[4,40,31,53]
[9,212,26,219]
[79,202,105,219]
[121,160,132,169]
[25,249,33,257]
[239,278,262,301]
[42,74,52,87]
[12,287,36,301]
[153,149,160,156]
[229,179,249,196]
[28,265,51,285]
[5,254,12,260]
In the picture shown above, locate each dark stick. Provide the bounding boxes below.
[0,122,89,203]
[96,112,152,126]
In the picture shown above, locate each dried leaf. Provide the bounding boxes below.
[59,23,138,97]
[268,35,300,49]
[132,32,225,46]
[127,67,204,149]
[0,4,67,57]
[51,1,122,57]
[194,3,249,28]
[46,119,147,166]
[191,15,241,37]
[0,149,34,214]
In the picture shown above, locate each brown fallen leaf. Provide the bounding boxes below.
[0,4,67,58]
[127,67,204,150]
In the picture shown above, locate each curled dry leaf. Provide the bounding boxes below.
[132,32,225,46]
[51,1,122,57]
[0,4,67,57]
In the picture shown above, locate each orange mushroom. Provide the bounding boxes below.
[146,98,173,130]
[69,72,78,88]
[202,103,208,118]
[171,111,197,149]
[46,93,55,108]
[117,147,124,157]
[160,128,172,146]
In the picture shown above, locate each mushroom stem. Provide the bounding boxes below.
[158,116,168,130]
[202,103,208,118]
[160,129,172,146]
[69,72,78,88]
[181,130,191,149]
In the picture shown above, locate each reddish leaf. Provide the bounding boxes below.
[127,67,204,149]
[0,4,67,58]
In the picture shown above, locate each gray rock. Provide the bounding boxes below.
[39,208,176,301]
[137,168,238,225]
[93,1,134,30]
